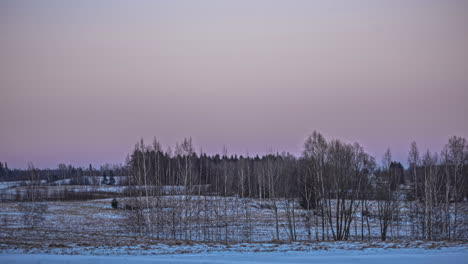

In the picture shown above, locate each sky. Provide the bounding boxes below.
[1,0,467,169]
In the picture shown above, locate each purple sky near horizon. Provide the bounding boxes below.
[1,0,467,169]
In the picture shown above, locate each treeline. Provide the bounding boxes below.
[0,162,127,183]
[127,138,300,198]
[126,133,468,241]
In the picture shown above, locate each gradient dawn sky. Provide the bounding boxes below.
[1,0,467,169]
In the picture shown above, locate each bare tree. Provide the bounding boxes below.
[18,163,48,230]
[443,136,467,239]
[303,131,327,241]
[376,148,398,241]
[408,141,421,238]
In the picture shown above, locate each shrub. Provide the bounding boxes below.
[111,198,119,209]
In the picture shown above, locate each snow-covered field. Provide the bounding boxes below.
[0,180,47,190]
[0,196,396,245]
[1,195,467,249]
[1,247,467,264]
[0,182,203,200]
[0,180,467,261]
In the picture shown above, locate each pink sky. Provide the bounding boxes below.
[1,0,467,168]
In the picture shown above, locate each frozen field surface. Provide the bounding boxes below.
[1,247,467,264]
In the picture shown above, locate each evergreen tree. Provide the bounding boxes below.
[101,172,108,185]
[108,171,116,185]
[4,162,8,177]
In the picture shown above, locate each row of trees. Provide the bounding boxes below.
[124,133,467,242]
[406,137,468,240]
[5,133,467,241]
[0,162,127,184]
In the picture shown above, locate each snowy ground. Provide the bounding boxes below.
[1,247,467,264]
[1,240,466,256]
[1,181,467,257]
[1,195,467,248]
[0,196,407,245]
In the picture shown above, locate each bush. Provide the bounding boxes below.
[111,198,119,209]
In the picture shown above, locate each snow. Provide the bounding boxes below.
[1,240,466,257]
[1,247,467,264]
[48,176,128,186]
[0,180,47,189]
